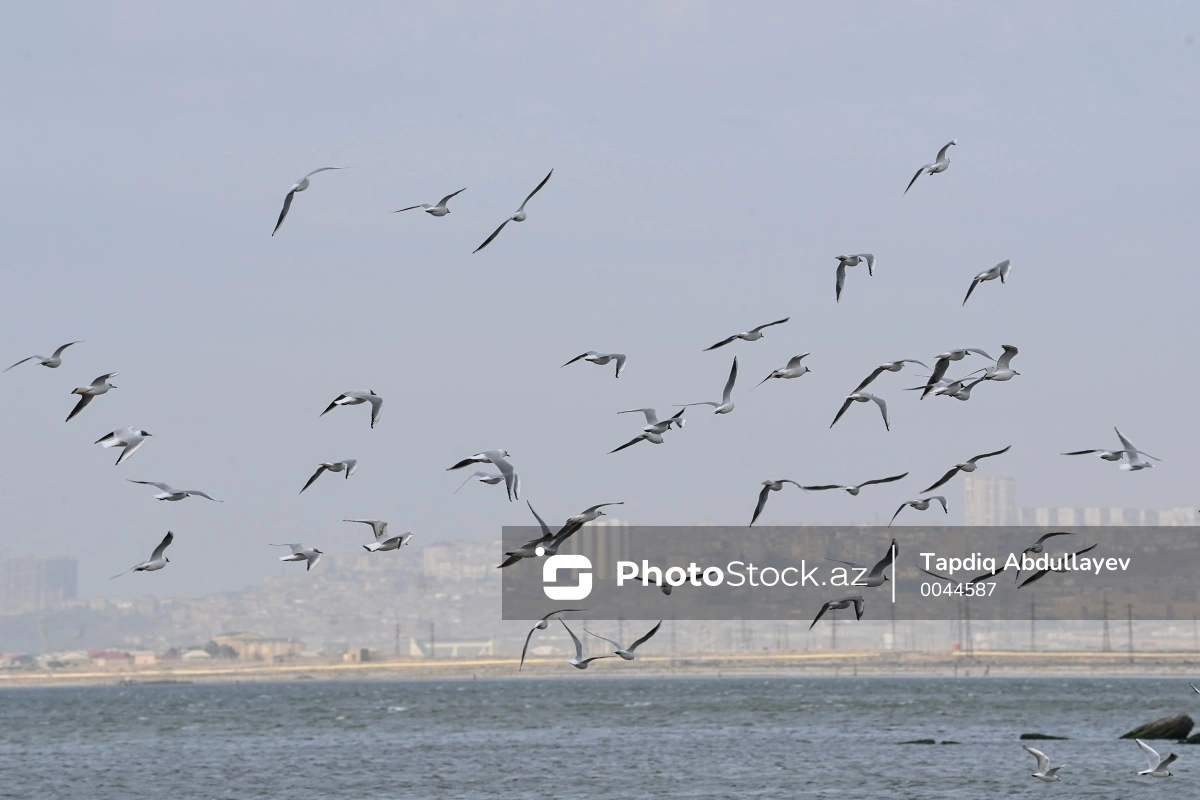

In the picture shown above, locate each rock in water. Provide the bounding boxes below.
[1120,713,1194,740]
[1020,733,1069,740]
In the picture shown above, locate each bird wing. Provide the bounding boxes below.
[128,480,173,492]
[629,620,663,651]
[303,166,342,179]
[490,454,517,501]
[391,205,422,213]
[969,445,1012,464]
[903,165,926,195]
[620,408,658,424]
[888,505,906,526]
[115,438,145,465]
[995,345,1018,370]
[868,540,896,578]
[583,628,624,651]
[2,356,38,372]
[859,472,909,488]
[835,261,846,302]
[1023,745,1051,773]
[562,352,596,367]
[1114,427,1159,460]
[183,489,219,502]
[1060,449,1101,456]
[919,567,954,582]
[860,254,875,275]
[472,219,510,253]
[271,190,295,236]
[752,317,789,333]
[852,365,886,393]
[703,335,738,351]
[437,187,467,206]
[306,551,322,570]
[996,260,1011,281]
[721,357,738,404]
[1071,543,1099,558]
[921,358,951,398]
[583,502,624,514]
[962,276,983,306]
[343,459,359,477]
[91,372,118,385]
[1157,752,1178,771]
[798,484,844,491]
[809,602,833,629]
[150,531,174,561]
[608,435,647,454]
[559,618,584,660]
[931,496,948,512]
[830,397,855,428]
[519,625,538,671]
[1033,531,1073,546]
[1019,569,1049,588]
[750,485,772,527]
[785,353,810,370]
[320,395,345,416]
[936,140,956,161]
[969,565,1005,583]
[921,466,961,494]
[613,354,626,378]
[1136,739,1161,770]
[868,394,889,430]
[300,465,327,494]
[53,341,81,357]
[826,558,866,570]
[366,394,383,428]
[516,169,553,212]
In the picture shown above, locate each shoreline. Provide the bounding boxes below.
[4,649,1200,688]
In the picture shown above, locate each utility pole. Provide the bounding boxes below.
[830,614,837,651]
[394,622,400,658]
[890,601,897,651]
[1029,595,1036,652]
[1126,604,1134,664]
[963,599,974,656]
[1101,594,1111,652]
[429,621,435,660]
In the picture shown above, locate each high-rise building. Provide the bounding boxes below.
[0,557,77,615]
[963,475,1016,526]
[560,517,631,578]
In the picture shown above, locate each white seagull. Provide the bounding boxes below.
[681,357,738,414]
[498,502,560,568]
[618,407,686,435]
[110,531,174,579]
[835,254,875,302]
[585,620,662,660]
[830,392,889,431]
[809,596,865,629]
[4,341,82,373]
[825,539,896,588]
[454,470,507,493]
[1136,740,1177,778]
[392,187,466,216]
[1063,427,1160,470]
[921,445,1012,493]
[852,359,929,393]
[1014,531,1074,582]
[344,520,413,553]
[473,169,553,253]
[919,349,993,398]
[320,390,383,429]
[300,459,358,494]
[962,260,1011,306]
[66,372,117,422]
[272,167,343,236]
[972,344,1020,382]
[890,496,948,526]
[756,353,812,386]
[446,450,517,501]
[904,139,957,195]
[519,608,585,671]
[95,428,152,465]
[560,619,614,670]
[1023,745,1065,782]
[127,480,220,502]
[1018,543,1098,588]
[562,351,627,378]
[799,472,908,497]
[609,430,666,454]
[270,543,324,571]
[555,502,624,540]
[750,480,804,527]
[703,318,789,351]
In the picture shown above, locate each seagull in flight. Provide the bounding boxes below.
[1018,543,1098,588]
[473,169,553,253]
[300,459,358,494]
[66,373,117,422]
[971,344,1020,382]
[962,260,1011,305]
[756,353,812,387]
[830,392,889,431]
[904,139,957,195]
[890,496,947,526]
[810,596,865,629]
[1135,739,1177,778]
[800,472,908,497]
[392,187,466,216]
[519,608,585,671]
[835,254,875,302]
[497,502,560,568]
[1064,427,1161,471]
[1015,531,1073,582]
[681,357,738,414]
[703,318,788,351]
[270,543,324,571]
[1022,745,1065,782]
[560,619,614,670]
[618,407,686,435]
[446,450,517,501]
[110,532,174,579]
[454,471,508,493]
[826,539,896,588]
[562,351,627,378]
[344,520,413,553]
[95,428,152,465]
[272,167,343,236]
[750,480,804,527]
[4,341,82,373]
[585,620,662,660]
[852,359,929,394]
[127,480,219,502]
[921,445,1012,493]
[555,502,624,540]
[320,390,383,429]
[609,430,668,454]
[918,349,993,398]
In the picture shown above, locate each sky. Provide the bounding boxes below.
[1,1,1198,599]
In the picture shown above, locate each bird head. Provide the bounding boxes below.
[140,431,153,437]
[596,511,607,517]
[370,390,377,395]
[313,549,324,555]
[882,575,889,582]
[165,557,171,563]
[70,388,83,395]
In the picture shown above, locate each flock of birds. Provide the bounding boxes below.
[1023,740,1178,781]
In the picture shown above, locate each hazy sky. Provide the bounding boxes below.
[2,2,1198,599]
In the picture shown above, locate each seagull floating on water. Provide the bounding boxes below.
[825,539,896,588]
[272,167,343,236]
[750,480,803,527]
[681,357,738,415]
[830,392,889,431]
[585,620,662,660]
[392,187,466,216]
[890,496,947,526]
[800,472,908,496]
[1136,739,1177,778]
[703,319,788,351]
[962,260,1011,305]
[110,532,174,579]
[560,619,614,670]
[446,450,517,501]
[921,445,1012,493]
[321,391,382,429]
[66,373,117,422]
[473,169,553,253]
[809,596,864,629]
[852,359,928,393]
[1023,745,1065,782]
[756,353,812,386]
[904,139,957,195]
[4,341,82,373]
[519,608,585,671]
[127,480,219,502]
[562,351,626,378]
[270,543,324,571]
[95,428,152,465]
[300,459,358,494]
[835,254,875,302]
